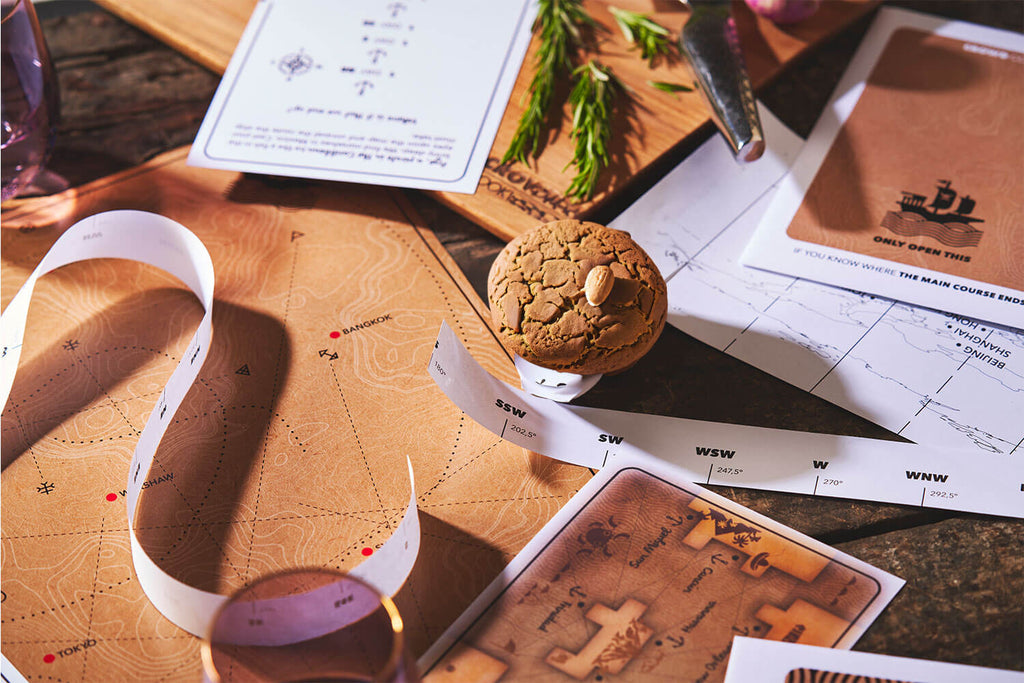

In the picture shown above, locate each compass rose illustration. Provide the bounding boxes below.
[275,48,320,81]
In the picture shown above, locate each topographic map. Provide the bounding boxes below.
[0,148,590,681]
[615,109,1023,457]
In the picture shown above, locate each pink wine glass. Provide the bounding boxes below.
[1,0,59,201]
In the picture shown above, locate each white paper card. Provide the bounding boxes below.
[739,8,1024,329]
[189,0,536,193]
[615,104,1024,459]
[724,637,1024,682]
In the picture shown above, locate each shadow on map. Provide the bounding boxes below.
[1,286,205,470]
[576,319,904,490]
[0,290,292,595]
[395,511,505,654]
[132,300,291,594]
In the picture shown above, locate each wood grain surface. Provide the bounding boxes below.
[92,0,879,240]
[1,150,591,680]
[2,0,1022,677]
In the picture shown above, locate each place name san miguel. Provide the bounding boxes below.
[340,313,392,336]
[482,158,582,223]
[946,313,1012,369]
[629,524,673,568]
[118,472,173,497]
[630,513,700,568]
[55,638,98,658]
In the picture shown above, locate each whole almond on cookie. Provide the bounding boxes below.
[584,265,615,306]
[487,220,667,376]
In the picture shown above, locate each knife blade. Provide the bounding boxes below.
[679,0,765,161]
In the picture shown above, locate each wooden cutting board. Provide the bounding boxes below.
[95,0,878,241]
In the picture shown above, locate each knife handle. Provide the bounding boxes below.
[680,7,765,162]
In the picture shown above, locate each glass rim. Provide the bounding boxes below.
[200,567,406,683]
[1,0,27,26]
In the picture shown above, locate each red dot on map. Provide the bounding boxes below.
[106,493,118,502]
[361,547,373,557]
[43,654,55,663]
[330,331,341,338]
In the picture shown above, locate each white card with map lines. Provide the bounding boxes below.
[613,105,1023,457]
[189,0,535,193]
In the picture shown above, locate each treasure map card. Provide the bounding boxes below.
[419,453,903,683]
[724,637,1024,683]
[742,8,1024,330]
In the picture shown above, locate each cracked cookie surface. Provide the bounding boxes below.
[487,220,667,375]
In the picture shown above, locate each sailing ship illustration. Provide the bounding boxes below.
[880,180,984,248]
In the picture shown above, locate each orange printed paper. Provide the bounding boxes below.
[786,28,1023,290]
[742,9,1024,329]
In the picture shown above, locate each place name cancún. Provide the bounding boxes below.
[682,566,713,594]
[782,623,805,642]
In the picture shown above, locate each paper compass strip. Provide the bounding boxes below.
[429,322,1023,519]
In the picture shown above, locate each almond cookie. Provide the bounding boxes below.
[487,220,667,376]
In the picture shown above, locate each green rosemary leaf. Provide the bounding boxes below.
[564,60,623,202]
[608,6,672,66]
[648,80,694,94]
[502,0,595,166]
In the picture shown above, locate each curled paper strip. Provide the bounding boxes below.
[202,569,412,682]
[0,211,420,639]
[512,354,602,403]
[430,322,1023,519]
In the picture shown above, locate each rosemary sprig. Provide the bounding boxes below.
[648,80,694,95]
[608,6,672,66]
[502,0,595,165]
[564,60,623,201]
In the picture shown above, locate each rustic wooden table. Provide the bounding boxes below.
[12,0,1024,674]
